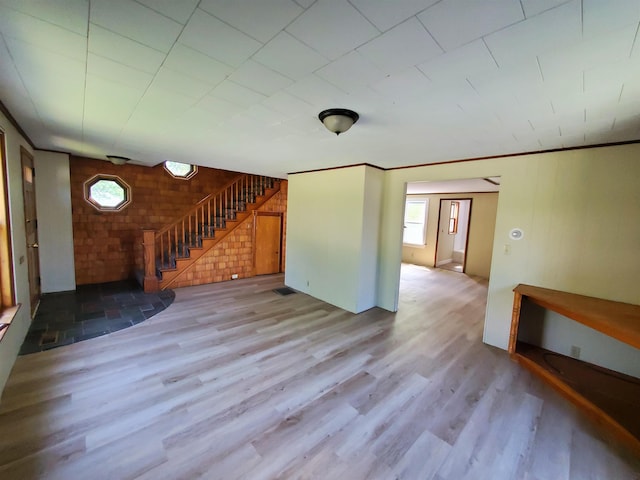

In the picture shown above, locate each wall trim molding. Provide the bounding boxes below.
[34,148,71,156]
[0,101,35,149]
[407,191,499,196]
[2,98,639,176]
[288,162,385,175]
[288,139,640,176]
[387,139,640,170]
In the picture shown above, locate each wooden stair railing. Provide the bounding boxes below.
[142,174,280,292]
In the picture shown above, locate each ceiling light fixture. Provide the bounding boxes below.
[106,155,130,166]
[318,108,359,135]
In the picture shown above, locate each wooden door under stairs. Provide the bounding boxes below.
[142,174,282,292]
[254,213,282,275]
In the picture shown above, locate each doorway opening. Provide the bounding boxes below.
[398,177,501,321]
[435,198,472,273]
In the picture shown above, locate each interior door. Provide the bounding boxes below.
[255,213,282,275]
[21,148,40,314]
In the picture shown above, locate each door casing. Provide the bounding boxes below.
[434,198,473,273]
[21,147,41,315]
[253,211,283,275]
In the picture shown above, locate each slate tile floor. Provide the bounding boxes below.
[20,280,175,355]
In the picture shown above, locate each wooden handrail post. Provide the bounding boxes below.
[142,229,159,293]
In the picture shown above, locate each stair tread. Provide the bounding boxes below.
[149,177,281,289]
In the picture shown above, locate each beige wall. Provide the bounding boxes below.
[357,166,384,312]
[0,111,35,396]
[285,165,383,313]
[378,144,640,358]
[402,192,498,278]
[34,150,75,293]
[286,144,640,362]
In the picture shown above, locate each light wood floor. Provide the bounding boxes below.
[0,265,638,479]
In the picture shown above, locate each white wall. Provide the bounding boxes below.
[285,165,383,313]
[357,166,383,312]
[34,150,75,293]
[379,144,640,362]
[0,111,35,396]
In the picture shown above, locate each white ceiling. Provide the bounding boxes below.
[407,177,500,194]
[0,0,639,178]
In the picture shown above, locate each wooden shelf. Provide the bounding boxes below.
[512,284,640,349]
[513,342,640,449]
[510,285,640,455]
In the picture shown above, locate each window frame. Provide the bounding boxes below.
[0,131,15,307]
[83,174,132,212]
[448,201,460,234]
[164,161,197,180]
[0,131,17,340]
[403,197,429,247]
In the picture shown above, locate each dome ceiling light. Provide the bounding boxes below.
[106,155,130,165]
[318,108,359,136]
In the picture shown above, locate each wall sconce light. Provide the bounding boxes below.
[318,108,359,135]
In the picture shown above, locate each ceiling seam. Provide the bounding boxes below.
[0,33,45,146]
[81,1,91,155]
[88,23,167,56]
[629,20,640,57]
[518,1,526,19]
[482,38,500,68]
[131,0,191,25]
[345,0,383,33]
[197,6,267,46]
[0,3,85,37]
[415,15,445,54]
[111,1,205,152]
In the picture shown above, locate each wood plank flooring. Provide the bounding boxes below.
[0,264,638,479]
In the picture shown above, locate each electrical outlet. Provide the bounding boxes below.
[570,345,581,359]
[231,274,239,279]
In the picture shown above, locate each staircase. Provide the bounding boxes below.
[141,174,281,292]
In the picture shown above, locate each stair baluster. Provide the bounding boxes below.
[141,174,281,292]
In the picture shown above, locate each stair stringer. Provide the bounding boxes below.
[158,182,281,290]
